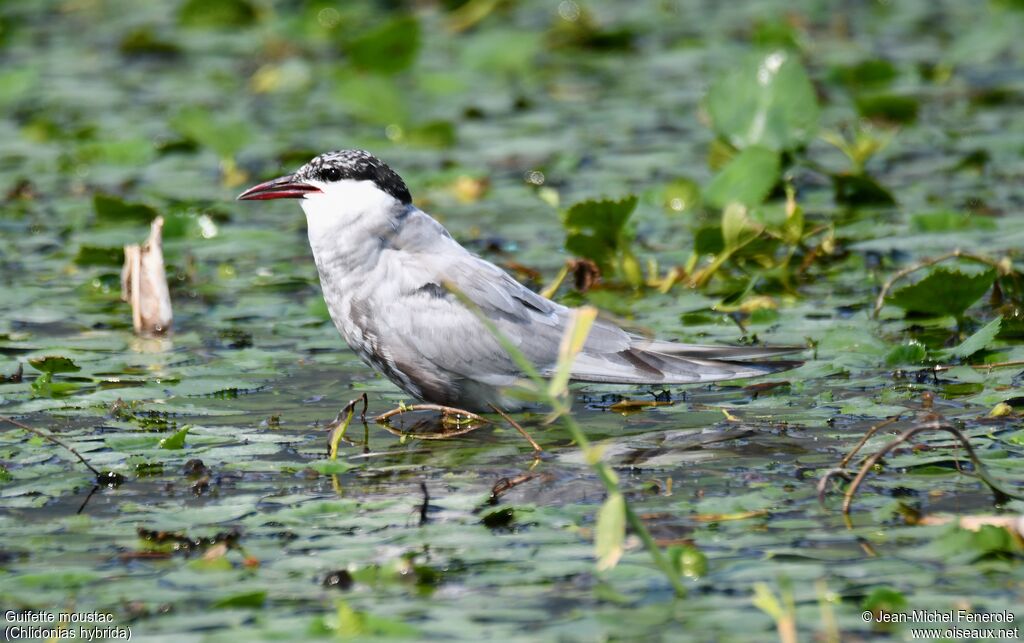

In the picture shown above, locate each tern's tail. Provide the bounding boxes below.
[567,342,803,385]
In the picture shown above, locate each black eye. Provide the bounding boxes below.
[322,167,342,182]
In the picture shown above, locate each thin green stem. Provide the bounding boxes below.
[448,287,686,595]
[560,414,687,597]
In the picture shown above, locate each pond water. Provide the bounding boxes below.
[0,0,1022,640]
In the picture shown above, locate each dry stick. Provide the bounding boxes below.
[488,404,542,452]
[0,415,101,477]
[871,250,1003,319]
[841,422,1024,515]
[931,359,1024,373]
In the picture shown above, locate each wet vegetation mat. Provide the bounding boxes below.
[1,0,1023,640]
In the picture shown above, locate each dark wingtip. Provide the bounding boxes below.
[756,359,804,373]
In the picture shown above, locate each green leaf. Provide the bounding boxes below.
[159,426,190,450]
[345,15,420,75]
[28,356,81,375]
[0,67,37,107]
[911,211,996,232]
[885,340,928,366]
[460,29,541,74]
[941,317,1002,360]
[93,194,160,226]
[662,177,702,214]
[213,590,266,609]
[705,51,820,151]
[830,59,898,92]
[832,172,895,206]
[309,459,355,475]
[862,586,908,614]
[888,267,997,318]
[330,601,419,638]
[720,203,763,253]
[562,196,638,270]
[704,146,780,209]
[179,0,257,28]
[667,545,707,579]
[594,491,626,571]
[171,107,252,158]
[333,73,408,125]
[189,556,233,572]
[855,94,919,125]
[401,120,457,148]
[37,380,83,397]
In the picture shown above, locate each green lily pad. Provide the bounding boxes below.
[94,194,160,226]
[159,426,191,450]
[885,340,928,366]
[179,0,257,28]
[28,356,81,374]
[940,317,1002,360]
[705,51,820,151]
[830,59,898,92]
[171,107,252,158]
[856,94,920,125]
[888,267,997,318]
[213,590,267,609]
[562,196,638,272]
[345,15,420,75]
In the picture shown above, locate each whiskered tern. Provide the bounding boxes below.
[238,150,800,411]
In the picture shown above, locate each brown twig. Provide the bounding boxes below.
[816,468,852,508]
[488,404,542,452]
[374,404,489,440]
[0,415,101,477]
[374,403,487,425]
[841,421,1023,514]
[838,413,906,468]
[488,473,538,504]
[872,250,1003,319]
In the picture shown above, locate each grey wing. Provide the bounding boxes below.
[387,254,572,384]
[390,250,799,387]
[441,257,803,384]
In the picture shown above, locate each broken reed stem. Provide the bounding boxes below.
[121,216,172,335]
[489,403,542,452]
[327,393,368,460]
[0,415,101,477]
[872,250,1004,319]
[841,421,1023,515]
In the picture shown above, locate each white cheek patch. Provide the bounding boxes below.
[300,180,400,249]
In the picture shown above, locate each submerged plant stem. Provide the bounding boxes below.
[840,421,1023,514]
[488,403,542,452]
[0,415,101,477]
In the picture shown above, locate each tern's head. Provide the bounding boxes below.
[237,149,411,206]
